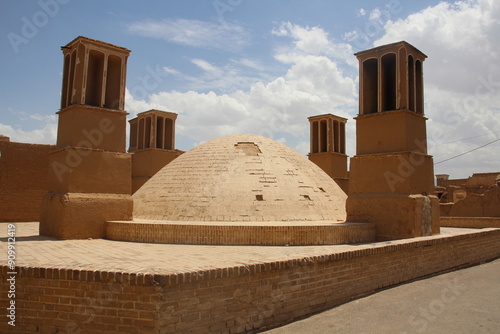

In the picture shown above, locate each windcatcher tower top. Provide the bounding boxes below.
[60,36,130,111]
[355,41,427,116]
[56,36,130,152]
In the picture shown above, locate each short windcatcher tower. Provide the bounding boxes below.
[308,114,349,193]
[128,109,182,193]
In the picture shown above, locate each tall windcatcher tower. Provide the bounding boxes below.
[40,36,133,239]
[346,41,440,240]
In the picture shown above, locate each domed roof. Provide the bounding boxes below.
[133,134,347,222]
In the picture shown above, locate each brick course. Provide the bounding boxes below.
[441,216,500,228]
[106,220,376,245]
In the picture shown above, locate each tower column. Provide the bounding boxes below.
[347,41,439,240]
[40,36,133,239]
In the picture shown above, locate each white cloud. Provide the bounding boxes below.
[375,0,499,93]
[127,18,250,51]
[11,2,498,180]
[374,0,500,178]
[272,22,331,55]
[272,22,357,66]
[153,57,276,93]
[0,122,57,145]
[125,22,358,155]
[0,109,57,144]
[191,59,222,75]
[369,8,382,21]
[162,66,181,75]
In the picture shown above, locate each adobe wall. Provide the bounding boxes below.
[466,173,499,188]
[2,228,499,333]
[439,178,467,188]
[131,149,182,193]
[0,139,54,221]
[448,187,500,217]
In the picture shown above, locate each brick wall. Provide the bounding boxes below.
[106,221,376,245]
[0,139,54,221]
[441,217,500,228]
[1,229,499,333]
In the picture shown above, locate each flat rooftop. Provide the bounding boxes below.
[0,222,490,275]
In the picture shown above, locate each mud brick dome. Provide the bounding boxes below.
[133,134,347,222]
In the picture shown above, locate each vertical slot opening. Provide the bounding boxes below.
[145,117,152,149]
[138,118,145,150]
[340,122,346,154]
[61,54,70,109]
[381,53,396,112]
[311,121,319,153]
[104,55,122,109]
[156,117,164,149]
[408,55,415,112]
[319,120,328,152]
[165,119,174,150]
[416,60,423,114]
[68,50,77,105]
[85,50,104,107]
[129,121,138,150]
[333,120,339,153]
[362,58,378,114]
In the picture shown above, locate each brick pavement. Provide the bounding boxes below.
[0,222,487,275]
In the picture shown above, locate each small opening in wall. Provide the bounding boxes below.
[255,194,264,201]
[235,142,261,156]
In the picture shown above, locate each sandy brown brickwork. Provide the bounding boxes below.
[133,134,348,223]
[441,216,500,228]
[0,137,54,221]
[106,220,376,245]
[1,227,499,333]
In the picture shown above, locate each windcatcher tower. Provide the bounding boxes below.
[308,114,349,193]
[40,36,133,239]
[128,109,183,193]
[346,41,440,240]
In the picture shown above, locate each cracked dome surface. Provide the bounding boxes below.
[133,134,347,222]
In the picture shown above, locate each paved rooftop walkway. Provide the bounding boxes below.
[1,222,498,333]
[0,222,487,275]
[263,258,500,334]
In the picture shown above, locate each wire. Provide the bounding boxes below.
[432,130,500,146]
[434,138,500,165]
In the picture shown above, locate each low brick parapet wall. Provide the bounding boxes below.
[440,217,500,228]
[106,220,376,245]
[2,228,500,333]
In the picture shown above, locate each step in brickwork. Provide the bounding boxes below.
[106,220,376,245]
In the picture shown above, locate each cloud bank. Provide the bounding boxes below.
[5,1,499,179]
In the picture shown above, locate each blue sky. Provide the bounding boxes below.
[0,0,499,179]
